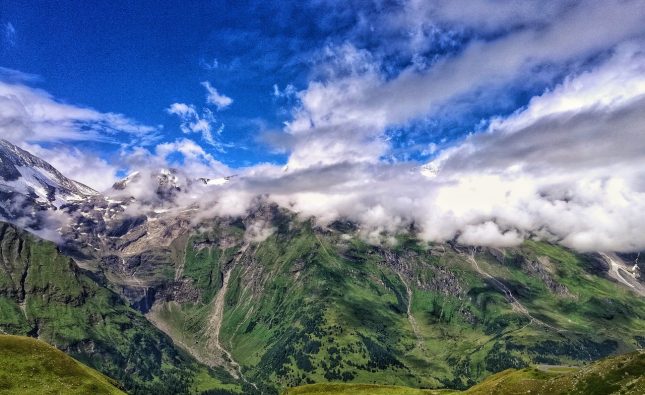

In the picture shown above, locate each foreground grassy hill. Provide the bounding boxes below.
[0,335,125,394]
[284,350,645,395]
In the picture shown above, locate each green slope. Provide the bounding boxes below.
[0,335,125,395]
[146,211,645,394]
[284,383,448,395]
[0,222,240,394]
[284,350,645,395]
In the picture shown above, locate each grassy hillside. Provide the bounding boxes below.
[285,351,645,395]
[283,383,450,395]
[145,209,645,394]
[0,335,125,394]
[0,222,241,394]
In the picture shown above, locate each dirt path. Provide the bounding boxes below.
[464,250,565,332]
[396,272,425,351]
[599,253,645,297]
[205,245,259,392]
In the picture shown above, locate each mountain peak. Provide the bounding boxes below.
[0,140,97,223]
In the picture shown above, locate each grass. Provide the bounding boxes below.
[285,351,645,395]
[0,335,125,395]
[283,383,454,395]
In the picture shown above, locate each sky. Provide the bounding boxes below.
[1,1,645,252]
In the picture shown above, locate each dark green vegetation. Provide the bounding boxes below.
[284,350,645,395]
[146,208,645,394]
[0,222,239,395]
[0,334,125,394]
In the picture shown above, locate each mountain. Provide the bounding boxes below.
[0,334,126,395]
[0,139,96,226]
[0,221,241,394]
[126,214,645,394]
[285,350,645,395]
[0,142,644,394]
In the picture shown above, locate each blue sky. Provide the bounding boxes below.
[1,0,565,168]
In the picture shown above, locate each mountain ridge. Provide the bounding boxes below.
[0,140,644,394]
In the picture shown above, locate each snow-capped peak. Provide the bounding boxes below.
[0,139,98,208]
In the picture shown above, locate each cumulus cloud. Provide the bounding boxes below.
[153,138,230,177]
[102,137,231,209]
[278,1,645,170]
[6,0,645,254]
[110,4,645,253]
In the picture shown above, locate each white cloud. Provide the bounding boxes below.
[272,83,297,99]
[167,82,232,147]
[279,1,645,170]
[202,81,233,110]
[418,45,645,251]
[6,1,645,254]
[199,58,219,70]
[49,42,645,252]
[0,81,157,144]
[167,103,224,148]
[154,138,229,177]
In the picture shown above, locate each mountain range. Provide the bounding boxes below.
[0,138,643,395]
